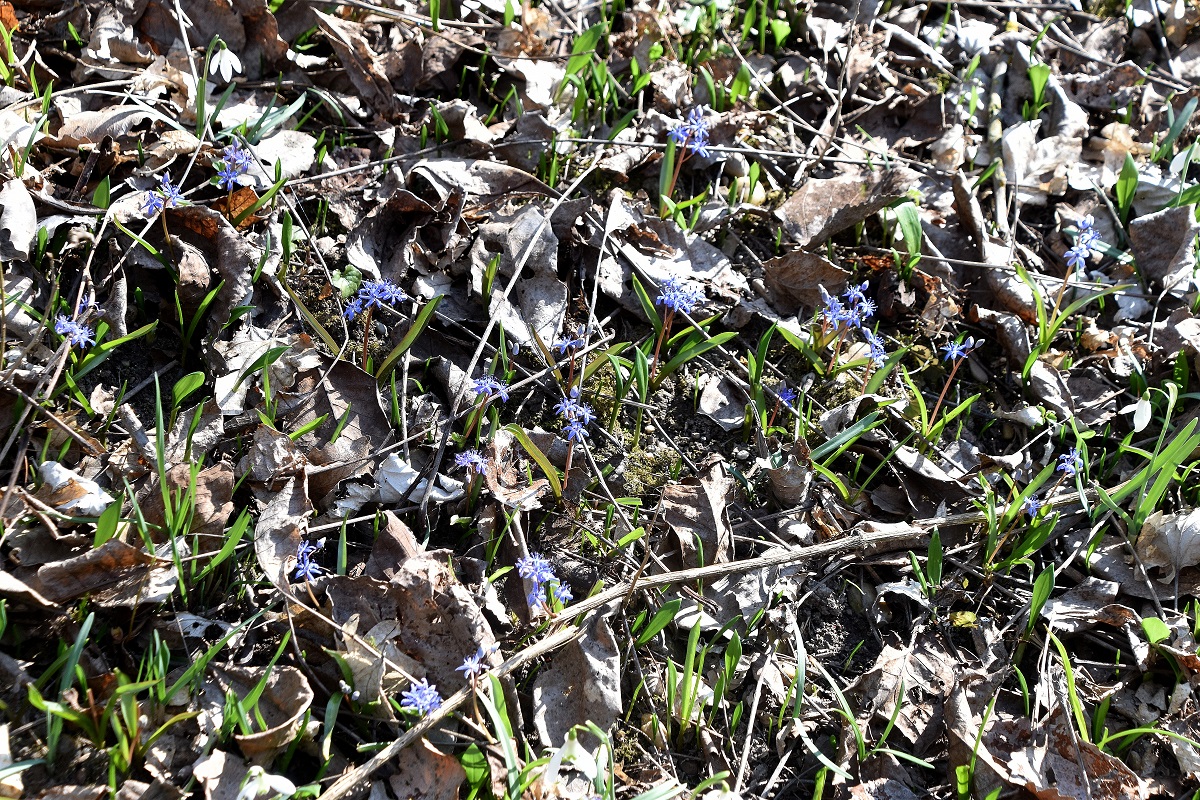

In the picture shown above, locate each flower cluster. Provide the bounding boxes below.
[472,375,510,403]
[864,329,887,367]
[455,449,487,475]
[517,552,572,609]
[941,336,979,362]
[656,275,704,316]
[344,279,407,320]
[1065,215,1102,273]
[556,387,594,442]
[141,174,184,217]
[1057,447,1083,478]
[820,282,875,330]
[55,315,95,348]
[668,107,711,158]
[293,540,323,582]
[555,325,587,354]
[216,140,254,191]
[400,678,443,715]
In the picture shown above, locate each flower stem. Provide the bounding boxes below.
[160,214,176,266]
[928,358,962,433]
[649,309,674,387]
[361,307,373,368]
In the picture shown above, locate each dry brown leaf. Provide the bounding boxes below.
[532,615,622,749]
[389,740,468,800]
[325,556,501,695]
[1137,508,1200,583]
[313,11,397,118]
[253,475,310,590]
[775,168,920,249]
[209,664,313,764]
[210,186,261,227]
[656,458,732,571]
[761,250,849,315]
[34,539,175,608]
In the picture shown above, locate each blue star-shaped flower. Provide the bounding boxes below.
[864,329,887,366]
[1057,448,1083,477]
[472,375,510,403]
[1022,496,1044,517]
[54,315,95,348]
[655,276,703,315]
[456,648,487,681]
[552,582,573,605]
[564,419,589,442]
[455,449,487,474]
[517,553,555,585]
[400,679,442,715]
[941,336,978,362]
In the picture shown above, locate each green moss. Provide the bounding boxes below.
[622,444,678,495]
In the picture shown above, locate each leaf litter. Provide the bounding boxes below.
[6,1,1200,799]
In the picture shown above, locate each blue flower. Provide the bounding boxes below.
[216,162,245,191]
[456,648,487,681]
[528,583,548,608]
[856,297,877,320]
[564,419,589,442]
[455,449,487,474]
[1057,447,1083,477]
[159,174,184,208]
[55,315,95,348]
[841,305,864,329]
[400,679,442,715]
[222,140,252,170]
[1065,216,1103,270]
[517,553,555,585]
[669,107,712,157]
[843,281,869,304]
[864,329,887,366]
[552,582,573,605]
[941,336,978,362]
[141,191,164,217]
[1065,244,1090,272]
[472,375,510,403]
[655,275,703,315]
[1077,215,1098,246]
[777,386,798,406]
[344,280,406,320]
[293,541,323,582]
[555,326,587,354]
[818,285,847,326]
[1022,496,1044,517]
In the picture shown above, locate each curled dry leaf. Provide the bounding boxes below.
[761,249,849,315]
[253,475,310,591]
[326,555,501,694]
[313,11,397,118]
[34,539,176,608]
[209,664,313,765]
[1128,204,1200,297]
[213,328,322,415]
[656,458,732,571]
[1137,508,1200,583]
[36,461,113,516]
[0,179,35,262]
